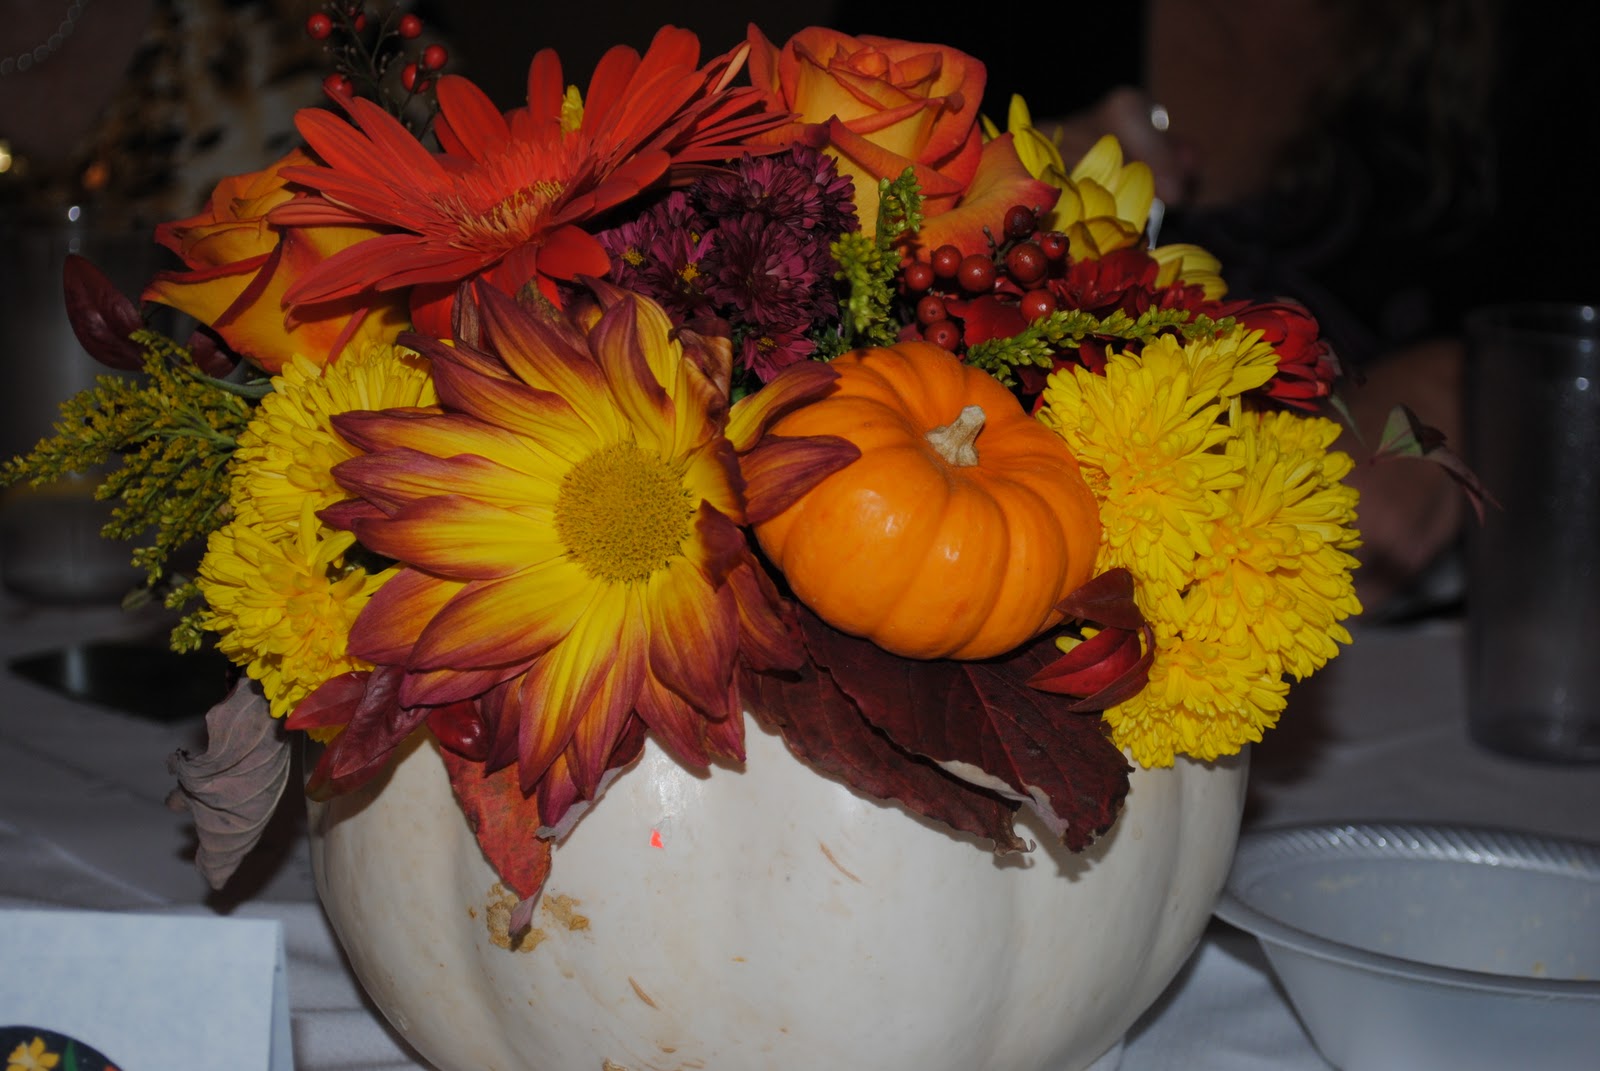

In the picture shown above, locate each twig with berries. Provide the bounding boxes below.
[305,3,449,137]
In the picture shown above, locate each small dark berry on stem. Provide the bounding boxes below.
[1004,204,1036,240]
[398,13,423,38]
[306,12,333,39]
[957,254,997,294]
[422,43,449,71]
[923,319,963,351]
[323,72,354,100]
[931,244,962,280]
[401,62,420,91]
[1020,289,1058,321]
[1039,231,1069,261]
[1005,242,1048,285]
[902,261,935,293]
[916,294,947,326]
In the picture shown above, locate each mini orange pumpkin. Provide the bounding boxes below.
[752,342,1101,660]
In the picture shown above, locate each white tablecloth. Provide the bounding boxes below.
[2,594,1597,1069]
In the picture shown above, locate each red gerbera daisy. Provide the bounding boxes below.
[272,26,789,336]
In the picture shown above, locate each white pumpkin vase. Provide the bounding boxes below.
[309,714,1248,1071]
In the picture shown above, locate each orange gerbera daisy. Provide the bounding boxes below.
[272,27,788,337]
[309,282,851,830]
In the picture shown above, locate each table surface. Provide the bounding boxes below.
[2,593,1597,1070]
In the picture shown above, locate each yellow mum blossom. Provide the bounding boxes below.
[1038,328,1361,767]
[199,500,393,718]
[1038,335,1244,606]
[229,342,436,537]
[1186,410,1362,680]
[1104,611,1291,766]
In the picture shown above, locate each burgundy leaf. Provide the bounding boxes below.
[290,667,431,797]
[166,679,291,890]
[183,324,243,378]
[63,254,146,370]
[1056,567,1145,630]
[742,662,1028,854]
[802,612,1131,851]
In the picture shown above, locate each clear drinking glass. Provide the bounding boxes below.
[1463,302,1600,762]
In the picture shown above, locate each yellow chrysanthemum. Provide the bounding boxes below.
[1104,611,1291,766]
[199,500,392,718]
[229,342,436,537]
[1038,328,1360,767]
[1186,410,1362,679]
[1038,334,1246,607]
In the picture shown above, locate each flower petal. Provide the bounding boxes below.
[410,559,595,670]
[355,496,559,581]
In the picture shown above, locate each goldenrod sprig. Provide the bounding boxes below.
[966,308,1237,386]
[1,330,254,592]
[830,168,923,350]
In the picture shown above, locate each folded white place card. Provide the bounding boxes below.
[0,908,289,1071]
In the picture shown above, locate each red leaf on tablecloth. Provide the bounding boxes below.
[800,611,1131,851]
[439,748,554,907]
[166,679,291,890]
[743,660,1027,854]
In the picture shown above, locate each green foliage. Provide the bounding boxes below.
[1,331,256,601]
[965,308,1238,387]
[831,168,924,351]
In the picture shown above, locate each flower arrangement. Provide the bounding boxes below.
[7,12,1364,919]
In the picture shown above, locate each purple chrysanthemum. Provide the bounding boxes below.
[596,192,716,321]
[705,214,820,328]
[738,323,817,381]
[697,147,858,238]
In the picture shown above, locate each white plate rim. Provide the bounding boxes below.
[1213,821,1600,998]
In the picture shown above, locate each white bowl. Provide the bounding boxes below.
[1214,823,1600,1070]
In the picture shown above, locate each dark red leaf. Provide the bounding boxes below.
[184,325,243,378]
[294,667,430,797]
[801,612,1131,851]
[440,747,553,904]
[742,662,1028,854]
[1056,567,1144,630]
[63,254,146,370]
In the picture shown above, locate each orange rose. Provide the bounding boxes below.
[747,27,983,230]
[746,26,1056,255]
[143,149,407,373]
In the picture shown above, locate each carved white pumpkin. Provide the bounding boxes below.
[308,716,1247,1071]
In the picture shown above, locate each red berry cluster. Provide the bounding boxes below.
[900,204,1071,353]
[305,4,447,131]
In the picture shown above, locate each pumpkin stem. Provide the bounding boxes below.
[925,405,985,467]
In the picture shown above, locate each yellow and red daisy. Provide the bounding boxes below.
[320,282,848,827]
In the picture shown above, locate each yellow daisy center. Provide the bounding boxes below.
[556,441,694,583]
